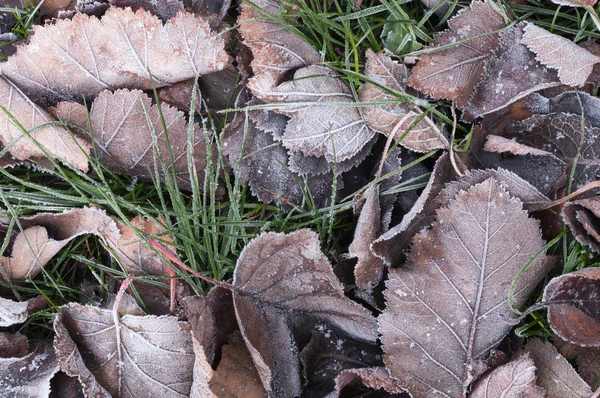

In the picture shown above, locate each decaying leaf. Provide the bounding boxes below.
[525,339,592,397]
[406,1,507,107]
[0,76,91,171]
[237,1,320,101]
[0,297,29,327]
[540,268,600,347]
[190,335,216,398]
[325,367,408,398]
[359,50,447,152]
[0,207,119,280]
[1,6,230,102]
[0,343,59,397]
[522,23,600,87]
[469,354,544,398]
[554,337,600,387]
[551,0,597,6]
[379,178,548,397]
[0,332,29,358]
[109,0,185,21]
[54,301,195,397]
[232,229,378,397]
[562,197,600,252]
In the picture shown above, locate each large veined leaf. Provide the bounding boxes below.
[379,178,549,397]
[469,354,544,397]
[0,6,230,101]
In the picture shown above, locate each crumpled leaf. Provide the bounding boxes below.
[232,229,378,397]
[379,178,549,397]
[0,343,59,398]
[0,297,30,327]
[525,339,592,397]
[0,207,119,280]
[237,1,320,101]
[0,76,91,171]
[522,23,600,87]
[540,267,600,347]
[359,50,447,152]
[554,337,600,387]
[325,367,408,398]
[108,0,184,21]
[406,0,507,107]
[469,354,545,398]
[562,197,600,252]
[53,301,195,397]
[0,332,29,358]
[0,7,230,102]
[273,65,375,162]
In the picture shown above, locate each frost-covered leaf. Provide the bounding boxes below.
[406,0,508,107]
[555,337,600,387]
[232,229,378,397]
[0,332,29,359]
[237,1,320,101]
[0,76,91,171]
[551,0,597,6]
[0,296,46,327]
[525,339,592,397]
[0,343,59,398]
[0,207,119,280]
[470,354,545,398]
[562,197,600,252]
[359,49,447,152]
[379,178,549,397]
[541,268,600,347]
[109,0,185,21]
[1,7,230,101]
[325,367,408,398]
[522,23,600,87]
[53,301,195,397]
[271,65,374,162]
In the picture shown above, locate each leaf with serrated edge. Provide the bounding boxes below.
[522,23,600,87]
[470,354,545,398]
[0,7,230,101]
[232,229,378,397]
[379,178,548,397]
[0,76,90,171]
[325,367,407,398]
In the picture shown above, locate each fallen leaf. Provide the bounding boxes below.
[1,7,230,102]
[469,354,545,398]
[237,1,320,101]
[0,332,29,358]
[190,336,216,398]
[0,297,29,327]
[551,0,597,6]
[108,0,185,21]
[554,337,600,387]
[0,343,59,398]
[525,338,592,397]
[540,267,600,346]
[0,76,91,171]
[53,300,195,397]
[359,49,447,152]
[379,178,549,397]
[0,207,119,280]
[232,229,378,397]
[522,23,600,87]
[325,367,408,398]
[562,197,600,252]
[406,0,508,107]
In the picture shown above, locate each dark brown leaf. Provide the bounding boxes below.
[325,367,408,398]
[0,343,59,397]
[0,332,29,358]
[562,197,600,252]
[554,337,600,387]
[232,229,378,397]
[108,0,185,21]
[379,178,549,397]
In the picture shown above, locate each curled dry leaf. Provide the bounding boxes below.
[524,339,592,397]
[406,1,507,107]
[237,1,320,101]
[325,367,408,398]
[108,0,185,21]
[0,297,29,327]
[0,207,119,280]
[541,267,600,347]
[0,7,230,102]
[522,23,600,87]
[232,229,378,397]
[562,197,600,252]
[273,65,375,162]
[359,49,447,152]
[53,301,195,397]
[379,178,549,397]
[0,76,91,171]
[469,354,545,398]
[554,337,600,387]
[0,343,59,398]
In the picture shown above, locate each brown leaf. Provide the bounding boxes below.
[190,335,216,398]
[0,297,30,327]
[237,2,320,101]
[0,76,91,171]
[525,339,592,397]
[325,367,408,398]
[232,229,378,397]
[359,50,447,152]
[406,1,508,107]
[551,0,596,6]
[522,23,600,87]
[541,267,600,346]
[0,343,59,397]
[108,0,185,21]
[0,332,29,358]
[554,337,600,387]
[271,65,375,162]
[0,207,119,280]
[53,301,195,397]
[469,354,545,398]
[379,178,549,397]
[0,7,230,102]
[562,197,600,252]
